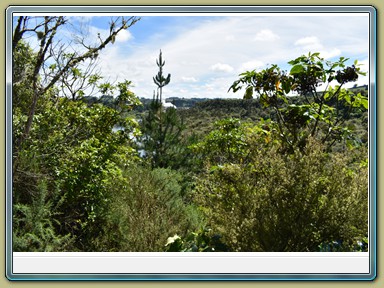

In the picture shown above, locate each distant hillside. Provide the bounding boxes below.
[80,85,368,142]
[82,84,368,112]
[176,87,368,143]
[349,84,368,96]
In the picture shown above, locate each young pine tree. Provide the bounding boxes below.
[140,50,186,169]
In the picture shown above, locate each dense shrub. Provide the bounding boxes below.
[13,180,74,252]
[91,165,203,251]
[194,137,368,252]
[13,97,140,251]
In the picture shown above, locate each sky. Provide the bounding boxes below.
[21,13,371,99]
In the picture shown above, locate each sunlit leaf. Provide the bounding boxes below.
[290,64,304,74]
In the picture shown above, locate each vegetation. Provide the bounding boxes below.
[12,17,368,252]
[193,136,367,252]
[139,50,187,169]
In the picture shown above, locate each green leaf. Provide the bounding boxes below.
[71,68,82,77]
[281,79,291,94]
[259,93,270,108]
[324,91,331,101]
[361,98,368,109]
[290,65,304,75]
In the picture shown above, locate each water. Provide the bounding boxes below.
[112,125,146,157]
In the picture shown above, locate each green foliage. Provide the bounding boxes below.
[191,118,250,165]
[229,52,368,153]
[12,39,368,254]
[12,41,37,115]
[319,236,368,252]
[13,86,141,250]
[98,82,115,96]
[140,50,187,169]
[140,101,187,169]
[91,165,203,251]
[164,228,227,252]
[13,180,73,251]
[194,137,368,252]
[153,50,171,100]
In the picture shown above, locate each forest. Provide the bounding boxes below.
[12,16,369,252]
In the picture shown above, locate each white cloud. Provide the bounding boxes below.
[295,36,318,46]
[254,29,279,41]
[116,29,133,42]
[321,48,341,59]
[357,59,369,73]
[294,36,322,50]
[225,35,235,41]
[69,16,94,24]
[181,76,198,83]
[210,63,234,73]
[238,60,264,72]
[93,14,369,99]
[294,36,342,59]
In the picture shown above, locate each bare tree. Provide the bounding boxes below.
[51,54,102,100]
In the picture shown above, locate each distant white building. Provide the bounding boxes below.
[162,101,177,110]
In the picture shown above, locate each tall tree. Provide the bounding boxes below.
[12,17,142,251]
[229,52,368,152]
[140,50,186,169]
[153,49,171,103]
[12,16,140,171]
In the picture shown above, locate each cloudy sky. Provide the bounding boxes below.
[62,13,370,99]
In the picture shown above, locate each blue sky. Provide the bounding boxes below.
[20,13,370,99]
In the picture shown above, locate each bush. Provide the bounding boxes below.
[13,98,141,251]
[13,180,74,252]
[91,165,203,251]
[164,228,228,252]
[194,138,368,252]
